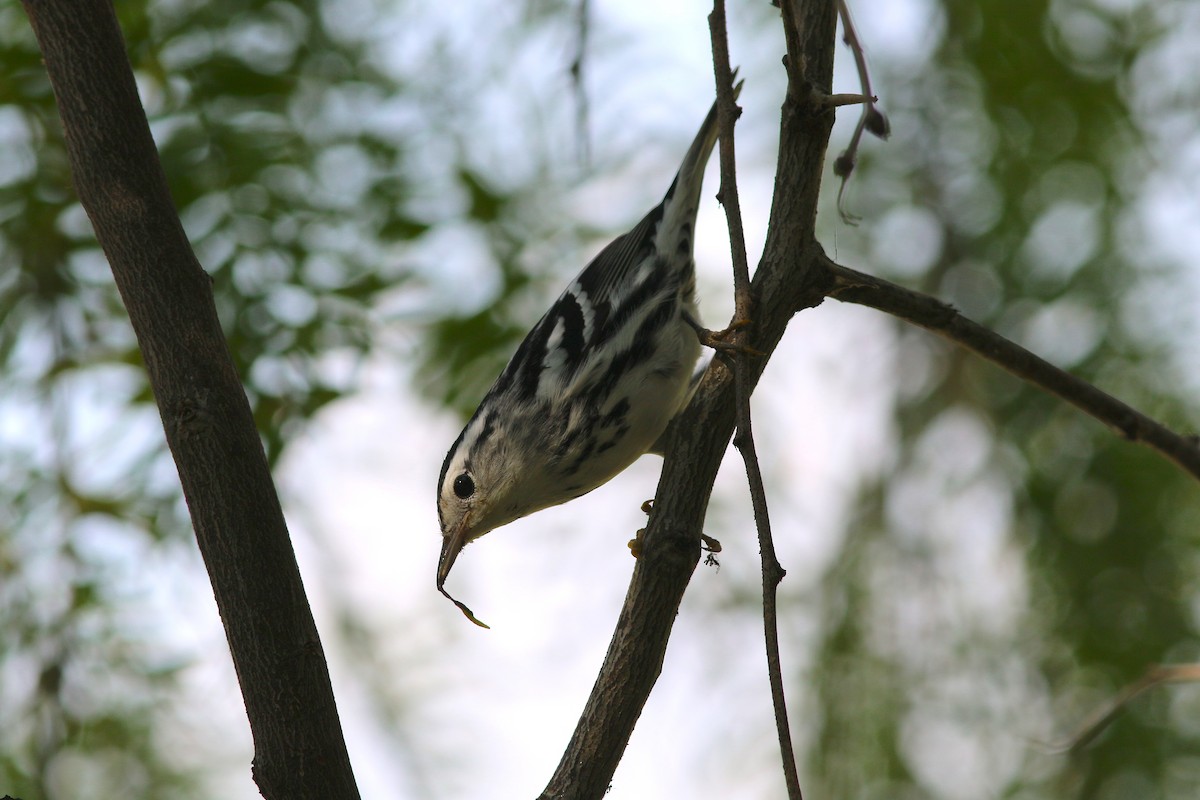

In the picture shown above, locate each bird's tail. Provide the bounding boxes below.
[657,73,744,255]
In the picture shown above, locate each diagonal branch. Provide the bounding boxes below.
[1049,663,1200,753]
[710,2,803,798]
[823,255,1200,482]
[20,1,360,797]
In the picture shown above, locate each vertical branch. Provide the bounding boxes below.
[708,3,751,324]
[20,1,360,797]
[709,2,803,798]
[778,0,805,90]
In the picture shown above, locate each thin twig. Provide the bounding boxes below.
[569,0,591,166]
[778,0,804,92]
[710,8,750,319]
[836,0,886,131]
[710,3,803,799]
[821,92,877,109]
[823,255,1200,482]
[832,0,890,224]
[1046,664,1200,753]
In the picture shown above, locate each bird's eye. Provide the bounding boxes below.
[452,473,475,499]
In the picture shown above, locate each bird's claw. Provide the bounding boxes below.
[629,528,721,563]
[690,317,763,357]
[701,535,722,569]
[628,528,645,559]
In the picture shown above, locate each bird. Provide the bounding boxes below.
[436,82,742,625]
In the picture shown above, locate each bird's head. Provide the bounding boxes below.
[436,409,534,590]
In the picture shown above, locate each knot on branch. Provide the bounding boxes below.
[1115,412,1142,442]
[787,80,833,119]
[931,301,962,329]
[172,391,215,441]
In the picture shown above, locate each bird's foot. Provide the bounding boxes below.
[629,526,721,563]
[628,528,646,559]
[631,499,721,564]
[687,316,763,358]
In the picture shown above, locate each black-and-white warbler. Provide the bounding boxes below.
[437,83,742,624]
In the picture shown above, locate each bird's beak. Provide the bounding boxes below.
[437,512,470,591]
[436,512,490,629]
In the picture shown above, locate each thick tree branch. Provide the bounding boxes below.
[710,2,802,798]
[540,2,840,797]
[20,1,360,797]
[823,255,1200,482]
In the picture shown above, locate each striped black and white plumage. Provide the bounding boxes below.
[437,85,740,593]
